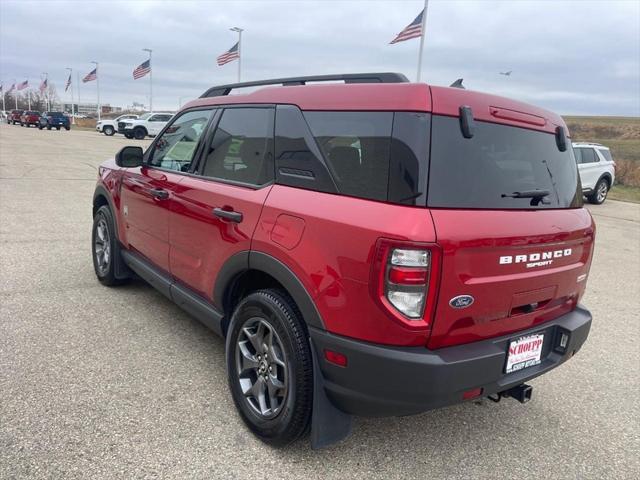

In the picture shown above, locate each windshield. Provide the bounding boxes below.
[428,116,582,209]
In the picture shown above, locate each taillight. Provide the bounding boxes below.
[370,239,441,329]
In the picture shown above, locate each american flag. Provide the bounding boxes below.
[83,68,97,83]
[217,42,239,66]
[390,9,424,44]
[39,79,48,93]
[17,80,29,90]
[133,59,151,80]
[65,74,71,92]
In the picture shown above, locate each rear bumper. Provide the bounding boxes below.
[310,305,591,417]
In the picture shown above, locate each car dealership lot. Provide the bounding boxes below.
[1,124,638,479]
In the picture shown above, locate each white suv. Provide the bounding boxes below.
[96,114,139,136]
[572,142,616,204]
[119,112,174,140]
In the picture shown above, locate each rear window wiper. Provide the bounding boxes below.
[501,190,551,206]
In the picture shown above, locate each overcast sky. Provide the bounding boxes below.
[1,0,638,115]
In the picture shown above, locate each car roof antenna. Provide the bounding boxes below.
[450,78,465,89]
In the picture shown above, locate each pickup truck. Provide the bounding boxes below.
[96,114,139,136]
[118,112,174,139]
[20,111,41,127]
[8,110,24,125]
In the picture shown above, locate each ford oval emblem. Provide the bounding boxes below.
[449,295,474,309]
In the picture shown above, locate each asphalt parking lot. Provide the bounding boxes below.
[1,123,638,479]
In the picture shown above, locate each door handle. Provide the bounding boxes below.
[149,188,169,200]
[213,207,243,223]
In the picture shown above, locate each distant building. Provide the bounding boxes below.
[61,103,123,116]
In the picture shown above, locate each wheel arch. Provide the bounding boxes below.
[598,173,612,187]
[214,251,326,336]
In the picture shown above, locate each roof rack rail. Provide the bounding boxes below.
[573,141,605,147]
[200,72,409,98]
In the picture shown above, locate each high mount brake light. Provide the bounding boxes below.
[370,239,441,329]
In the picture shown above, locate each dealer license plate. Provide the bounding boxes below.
[505,333,544,374]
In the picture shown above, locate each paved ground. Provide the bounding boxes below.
[1,124,638,479]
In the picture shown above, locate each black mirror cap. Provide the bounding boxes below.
[459,105,475,139]
[115,146,144,168]
[555,126,568,152]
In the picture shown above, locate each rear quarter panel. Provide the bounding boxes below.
[253,185,437,346]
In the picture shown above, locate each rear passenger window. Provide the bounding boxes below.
[202,108,274,186]
[304,112,393,201]
[578,148,598,163]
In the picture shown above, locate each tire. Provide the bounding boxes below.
[588,178,609,205]
[38,126,43,130]
[133,127,146,140]
[65,126,70,131]
[103,125,115,136]
[91,205,125,286]
[124,133,133,139]
[56,126,61,131]
[226,289,313,447]
[46,125,51,130]
[20,122,24,127]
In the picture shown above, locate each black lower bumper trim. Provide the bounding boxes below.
[310,306,592,417]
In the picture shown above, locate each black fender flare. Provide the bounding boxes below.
[597,173,612,187]
[92,184,130,280]
[213,250,325,331]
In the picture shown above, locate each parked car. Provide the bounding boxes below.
[118,112,173,139]
[20,111,41,127]
[8,110,24,125]
[572,142,616,204]
[96,114,139,136]
[92,73,594,448]
[38,112,71,131]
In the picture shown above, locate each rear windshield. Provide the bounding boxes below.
[428,116,582,209]
[49,112,64,117]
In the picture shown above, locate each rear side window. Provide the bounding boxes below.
[304,112,393,201]
[429,116,581,209]
[274,107,429,204]
[599,149,614,162]
[202,108,274,186]
[575,147,598,164]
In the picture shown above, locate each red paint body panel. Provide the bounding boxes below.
[168,177,271,301]
[427,208,594,348]
[253,185,437,347]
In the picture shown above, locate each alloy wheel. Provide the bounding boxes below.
[597,182,608,203]
[94,218,111,275]
[235,317,288,419]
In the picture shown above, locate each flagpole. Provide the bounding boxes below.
[230,27,243,82]
[14,79,17,110]
[1,85,5,114]
[66,67,75,124]
[77,72,81,113]
[416,0,429,82]
[42,73,49,111]
[91,61,100,121]
[143,48,152,112]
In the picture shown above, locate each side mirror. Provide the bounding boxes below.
[115,146,144,168]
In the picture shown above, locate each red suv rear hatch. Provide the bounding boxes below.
[425,87,594,349]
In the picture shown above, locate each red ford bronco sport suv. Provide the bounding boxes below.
[91,73,594,448]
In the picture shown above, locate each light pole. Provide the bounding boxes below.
[66,67,75,124]
[91,61,100,121]
[142,48,153,112]
[230,27,243,82]
[13,79,17,110]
